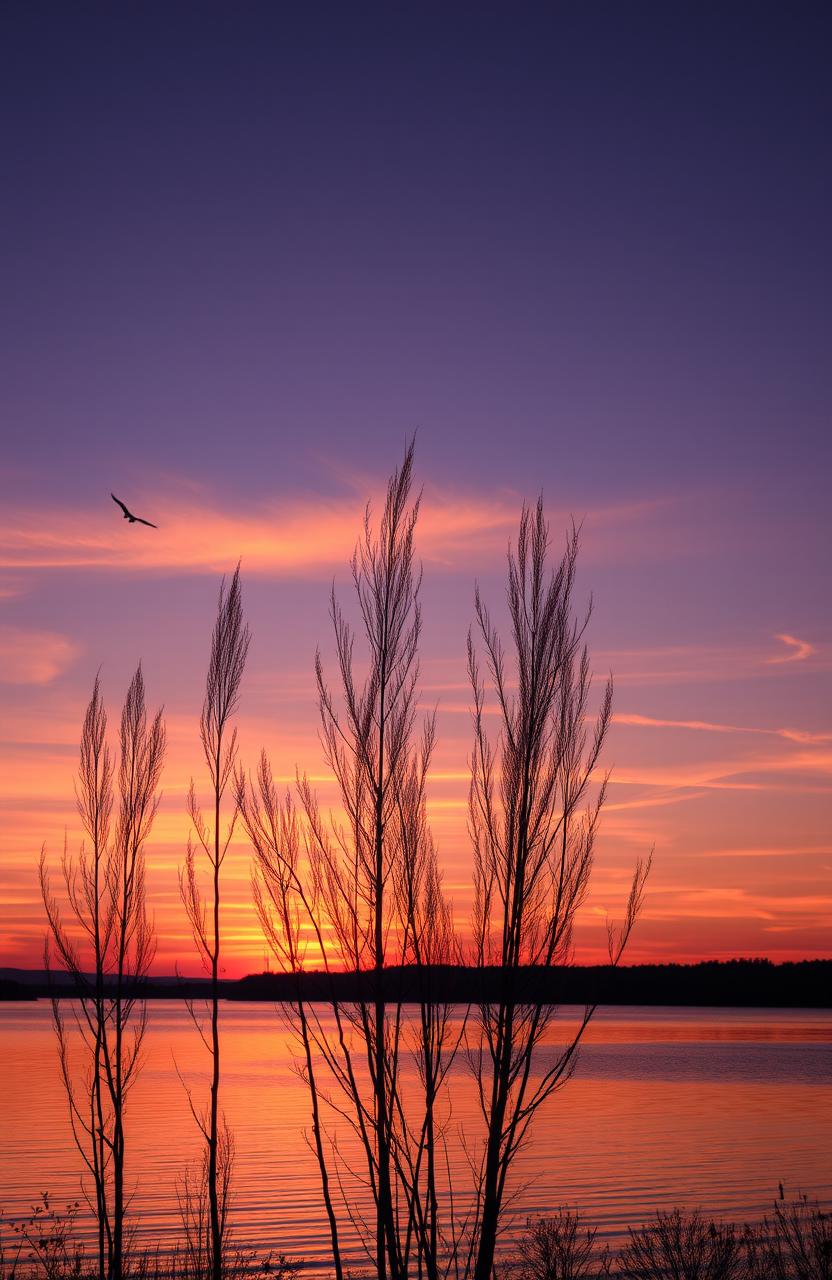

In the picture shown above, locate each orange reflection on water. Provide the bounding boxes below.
[1,1003,830,1274]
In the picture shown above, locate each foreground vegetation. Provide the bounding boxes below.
[2,1193,829,1280]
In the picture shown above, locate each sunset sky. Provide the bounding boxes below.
[1,5,829,974]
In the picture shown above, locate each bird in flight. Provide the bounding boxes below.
[111,494,158,528]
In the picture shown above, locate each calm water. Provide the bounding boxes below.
[1,1003,830,1270]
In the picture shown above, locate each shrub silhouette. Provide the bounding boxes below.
[617,1208,746,1280]
[515,1212,601,1280]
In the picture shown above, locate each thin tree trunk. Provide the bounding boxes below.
[474,1007,512,1280]
[374,645,395,1280]
[297,994,344,1280]
[209,748,223,1280]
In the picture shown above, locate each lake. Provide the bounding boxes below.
[1,1003,830,1272]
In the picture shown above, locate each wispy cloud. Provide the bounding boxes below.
[0,490,517,575]
[614,712,832,744]
[597,636,829,686]
[0,486,691,577]
[608,752,832,792]
[767,633,816,664]
[697,844,831,860]
[0,625,80,685]
[604,788,711,813]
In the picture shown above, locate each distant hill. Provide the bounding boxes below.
[0,967,212,988]
[0,968,213,1000]
[1,959,829,1007]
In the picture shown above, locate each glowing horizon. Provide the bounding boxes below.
[1,466,829,977]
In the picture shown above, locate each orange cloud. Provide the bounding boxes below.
[0,490,514,574]
[0,488,694,577]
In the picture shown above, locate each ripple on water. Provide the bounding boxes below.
[1,1002,830,1272]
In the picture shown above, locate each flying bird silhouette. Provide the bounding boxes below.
[111,494,158,528]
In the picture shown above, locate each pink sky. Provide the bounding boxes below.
[1,466,829,975]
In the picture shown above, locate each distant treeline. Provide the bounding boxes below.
[2,958,830,1007]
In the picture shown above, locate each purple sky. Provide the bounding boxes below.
[1,4,830,970]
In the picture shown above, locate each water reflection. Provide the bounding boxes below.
[1,1003,830,1270]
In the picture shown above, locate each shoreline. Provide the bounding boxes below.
[2,958,830,1007]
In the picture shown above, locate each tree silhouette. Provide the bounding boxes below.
[180,566,250,1280]
[239,442,463,1280]
[467,504,650,1280]
[40,668,165,1280]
